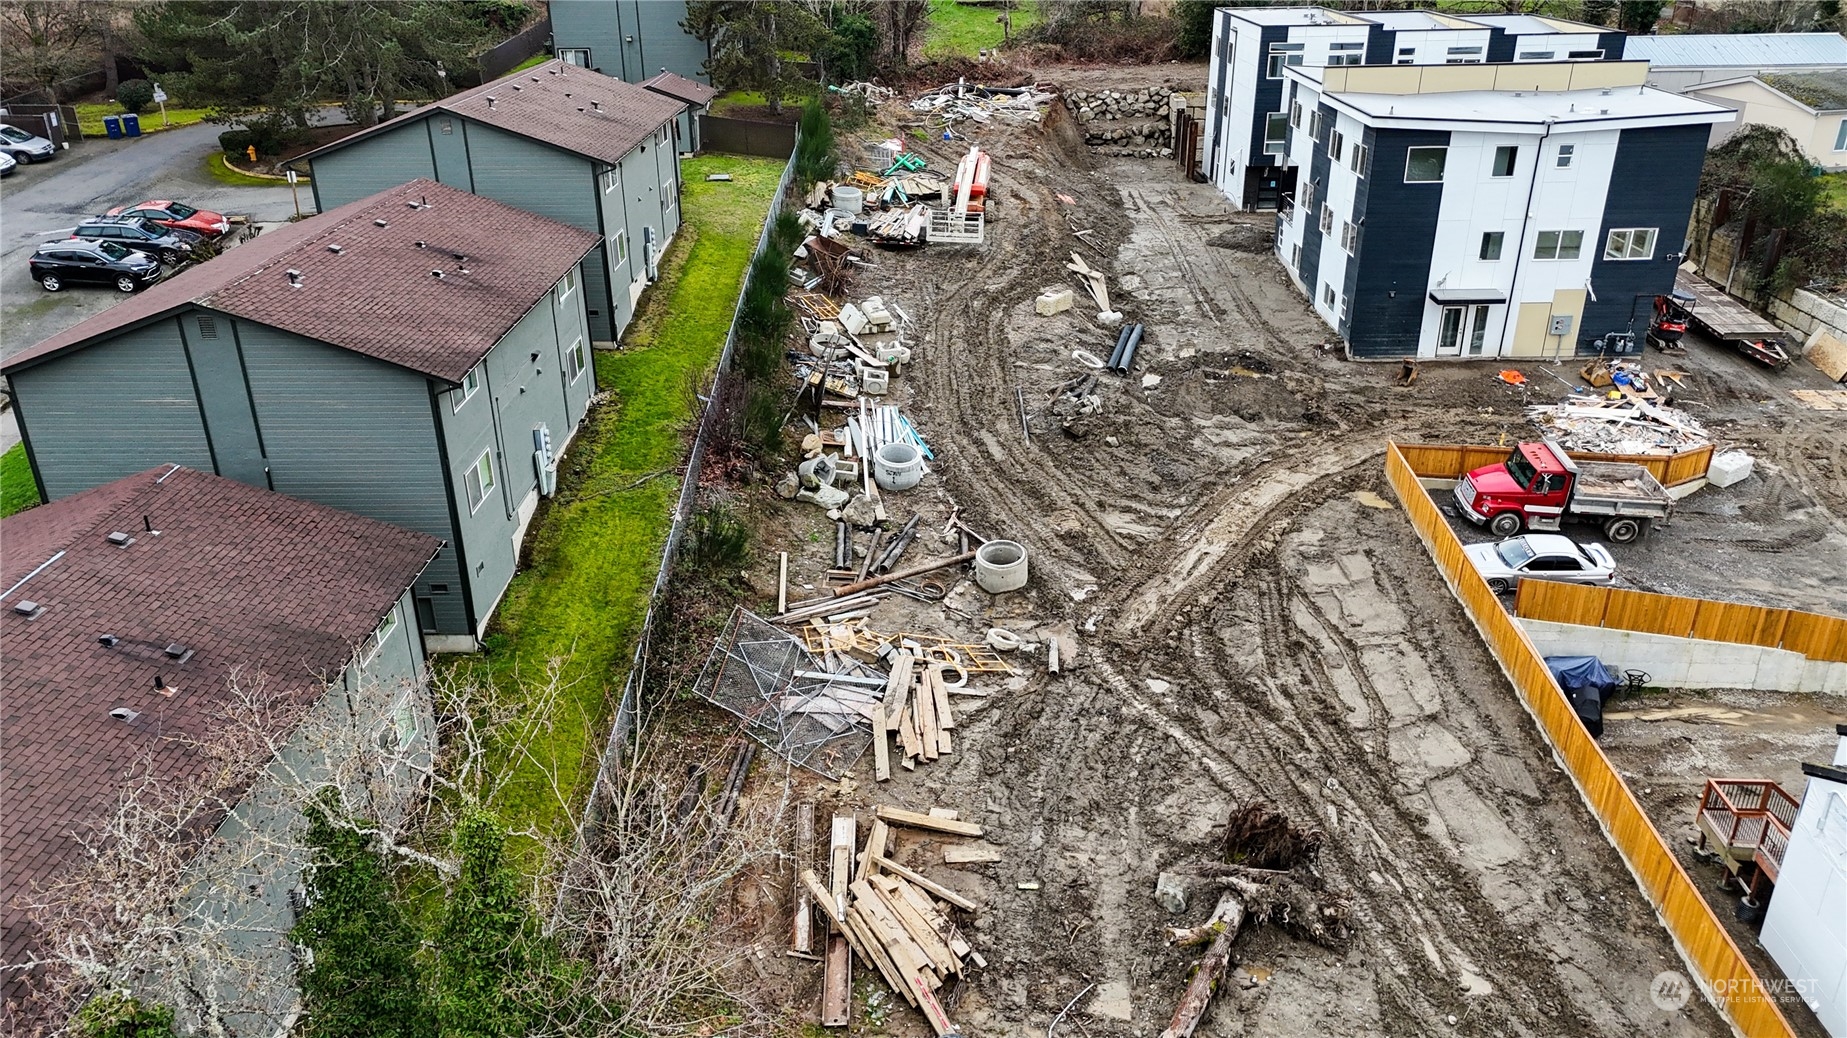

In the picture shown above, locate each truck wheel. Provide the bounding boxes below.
[1489,512,1523,537]
[1604,517,1642,543]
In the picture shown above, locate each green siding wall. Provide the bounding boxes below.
[551,0,709,85]
[12,319,214,498]
[308,122,440,209]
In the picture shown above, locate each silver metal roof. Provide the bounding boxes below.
[1623,32,1847,69]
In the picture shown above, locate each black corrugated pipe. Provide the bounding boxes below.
[1115,323,1144,374]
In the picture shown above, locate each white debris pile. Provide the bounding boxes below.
[1526,397,1709,455]
[910,78,1054,127]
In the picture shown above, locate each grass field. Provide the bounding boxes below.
[924,0,1038,58]
[1820,172,1847,213]
[75,101,211,138]
[460,152,787,842]
[1,443,40,518]
[206,153,293,187]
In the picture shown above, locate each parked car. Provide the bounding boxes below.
[29,240,162,293]
[105,199,230,239]
[0,152,16,177]
[69,217,199,265]
[1463,533,1617,594]
[0,123,56,163]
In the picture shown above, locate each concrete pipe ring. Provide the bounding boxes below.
[974,539,1029,593]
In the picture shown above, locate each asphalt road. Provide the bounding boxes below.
[0,120,318,361]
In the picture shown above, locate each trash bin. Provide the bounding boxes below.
[122,113,141,137]
[103,115,123,139]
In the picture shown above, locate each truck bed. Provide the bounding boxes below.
[1676,270,1783,342]
[1572,461,1674,517]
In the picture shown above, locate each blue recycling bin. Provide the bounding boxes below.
[122,113,141,137]
[103,115,122,139]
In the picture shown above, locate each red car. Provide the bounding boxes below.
[105,200,231,239]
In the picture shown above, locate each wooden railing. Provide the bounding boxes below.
[1384,441,1795,1038]
[1397,441,1714,488]
[1514,580,1847,664]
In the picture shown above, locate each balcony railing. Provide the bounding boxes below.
[1696,778,1799,881]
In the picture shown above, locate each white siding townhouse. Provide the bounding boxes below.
[1202,6,1624,208]
[1271,60,1733,360]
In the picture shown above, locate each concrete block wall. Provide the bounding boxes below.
[1685,198,1847,360]
[1520,618,1847,695]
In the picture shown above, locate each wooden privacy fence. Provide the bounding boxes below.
[1515,581,1847,663]
[1398,441,1714,488]
[1384,441,1796,1038]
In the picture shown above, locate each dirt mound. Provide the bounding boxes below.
[1206,224,1271,253]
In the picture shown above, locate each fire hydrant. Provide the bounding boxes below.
[246,145,257,163]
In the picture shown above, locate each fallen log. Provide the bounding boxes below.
[1159,891,1247,1038]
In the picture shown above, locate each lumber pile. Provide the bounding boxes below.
[800,807,987,1034]
[872,652,963,781]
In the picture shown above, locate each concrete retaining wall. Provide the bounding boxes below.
[1686,197,1847,369]
[1520,618,1847,695]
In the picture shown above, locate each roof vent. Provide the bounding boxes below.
[153,674,177,696]
[1600,108,1609,115]
[577,106,586,113]
[286,269,304,288]
[591,100,601,112]
[512,84,523,91]
[530,75,540,82]
[164,643,191,661]
[13,600,43,619]
[374,218,388,227]
[564,91,573,98]
[486,95,498,109]
[106,531,135,547]
[431,269,447,279]
[1601,87,1612,95]
[110,707,140,723]
[98,634,120,647]
[327,243,343,254]
[415,240,428,249]
[406,196,430,210]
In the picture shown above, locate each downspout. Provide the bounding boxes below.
[1502,118,1554,356]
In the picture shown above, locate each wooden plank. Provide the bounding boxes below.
[913,668,939,762]
[930,667,956,731]
[875,805,984,837]
[908,974,958,1038]
[873,854,979,912]
[897,705,922,760]
[830,814,857,900]
[793,802,816,955]
[844,904,915,1007]
[888,877,971,961]
[870,876,960,975]
[855,818,889,883]
[873,704,893,782]
[851,881,940,987]
[822,934,851,1027]
[944,844,1002,864]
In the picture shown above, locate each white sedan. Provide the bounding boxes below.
[1464,533,1616,594]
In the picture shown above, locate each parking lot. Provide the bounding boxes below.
[0,120,308,359]
[1438,328,1847,618]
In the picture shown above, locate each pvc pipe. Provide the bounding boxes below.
[1107,325,1132,370]
[1116,324,1144,374]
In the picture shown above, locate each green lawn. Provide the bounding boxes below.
[207,153,295,187]
[510,52,552,74]
[75,101,211,138]
[1820,172,1847,213]
[710,90,769,116]
[924,0,1038,58]
[1,443,40,518]
[460,152,787,842]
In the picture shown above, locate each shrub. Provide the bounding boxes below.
[218,128,255,157]
[74,993,176,1038]
[116,79,156,115]
[794,101,838,185]
[685,501,751,575]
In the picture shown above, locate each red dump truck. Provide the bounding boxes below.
[1452,441,1674,544]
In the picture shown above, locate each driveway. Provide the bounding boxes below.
[0,119,326,360]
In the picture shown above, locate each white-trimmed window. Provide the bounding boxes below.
[452,367,480,412]
[1492,146,1517,177]
[1480,231,1505,261]
[1604,228,1658,260]
[600,167,619,194]
[1308,109,1323,140]
[1405,147,1446,183]
[1555,143,1576,168]
[1533,230,1584,260]
[1445,45,1483,63]
[362,607,398,666]
[566,337,587,383]
[1329,129,1345,163]
[1291,243,1302,272]
[1289,100,1302,129]
[1322,283,1337,308]
[1350,141,1370,177]
[1301,180,1316,215]
[559,47,590,67]
[613,229,629,268]
[1834,118,1847,150]
[1264,112,1287,155]
[663,177,678,215]
[558,267,577,304]
[1328,41,1363,66]
[1339,294,1351,325]
[1340,220,1358,254]
[1319,202,1334,235]
[1266,42,1305,78]
[391,696,419,749]
[465,449,496,513]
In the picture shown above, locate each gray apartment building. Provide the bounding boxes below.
[550,0,711,87]
[297,59,684,344]
[2,179,600,649]
[1,465,440,1030]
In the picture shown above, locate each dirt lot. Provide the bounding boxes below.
[1601,690,1846,1038]
[714,66,1847,1037]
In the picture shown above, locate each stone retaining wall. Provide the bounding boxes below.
[1063,87,1178,159]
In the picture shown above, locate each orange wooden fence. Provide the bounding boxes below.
[1514,581,1847,664]
[1384,441,1796,1038]
[1398,441,1714,488]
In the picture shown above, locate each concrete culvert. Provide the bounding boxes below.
[974,540,1029,593]
[873,442,923,491]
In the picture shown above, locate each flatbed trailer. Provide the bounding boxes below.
[1674,270,1792,370]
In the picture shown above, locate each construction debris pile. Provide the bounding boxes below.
[1528,396,1711,455]
[797,143,988,249]
[1064,87,1181,158]
[798,807,989,1034]
[910,79,1053,129]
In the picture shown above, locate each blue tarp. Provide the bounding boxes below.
[1545,655,1619,738]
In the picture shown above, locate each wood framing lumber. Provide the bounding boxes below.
[927,807,960,820]
[830,814,856,901]
[873,705,893,782]
[897,706,923,760]
[801,869,848,931]
[873,855,979,912]
[871,876,961,975]
[855,818,889,883]
[793,802,816,955]
[944,845,1002,864]
[875,805,985,837]
[845,905,915,1007]
[914,668,939,762]
[929,667,956,731]
[909,974,959,1038]
[850,880,940,987]
[888,875,965,955]
[777,551,789,615]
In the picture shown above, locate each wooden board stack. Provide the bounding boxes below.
[873,654,961,781]
[800,806,987,1035]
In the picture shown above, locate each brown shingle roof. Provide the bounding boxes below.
[642,70,718,108]
[296,59,685,170]
[2,179,599,383]
[0,466,440,976]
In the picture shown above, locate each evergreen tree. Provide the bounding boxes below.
[684,1,823,113]
[434,813,538,1038]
